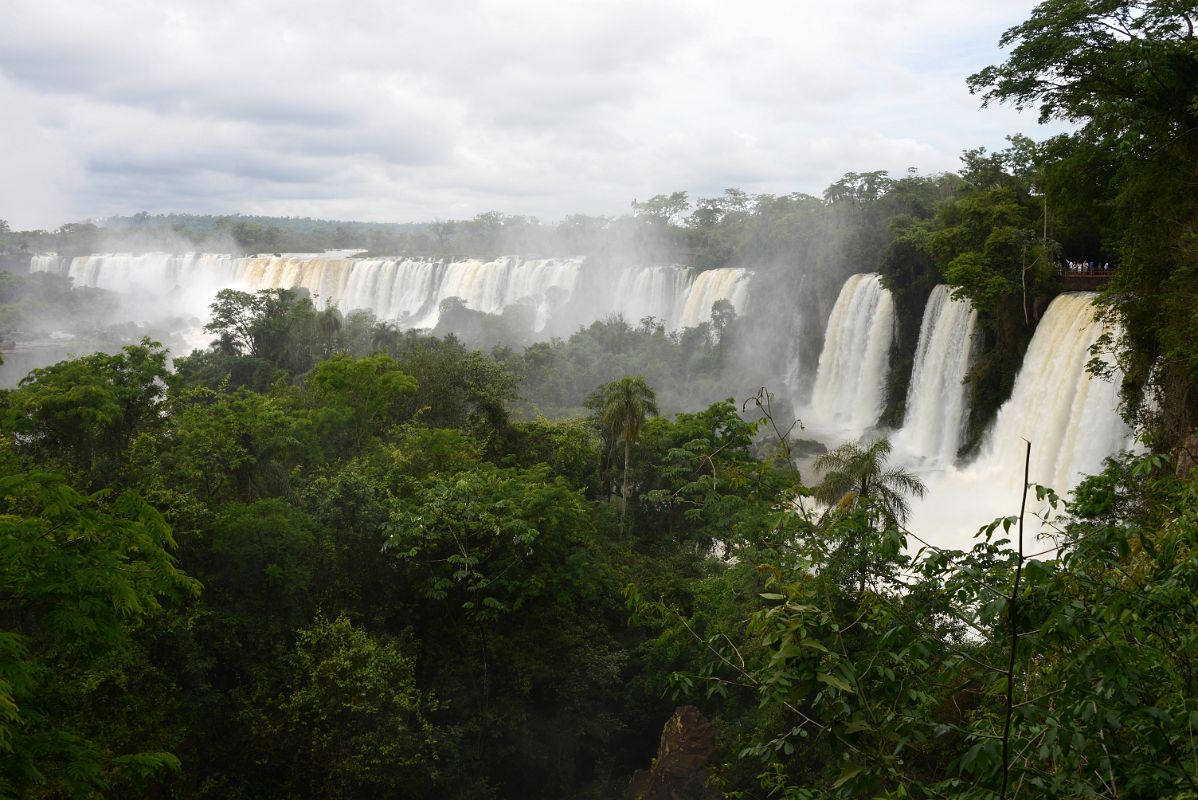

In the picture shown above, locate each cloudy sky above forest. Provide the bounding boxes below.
[0,0,1064,230]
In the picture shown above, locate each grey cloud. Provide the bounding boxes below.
[1,0,1061,230]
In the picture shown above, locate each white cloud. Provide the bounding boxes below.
[0,75,85,229]
[0,0,1065,229]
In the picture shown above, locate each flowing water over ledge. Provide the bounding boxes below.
[30,253,753,334]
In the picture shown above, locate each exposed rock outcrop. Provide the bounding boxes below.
[624,705,723,800]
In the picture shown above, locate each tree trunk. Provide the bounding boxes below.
[621,434,631,523]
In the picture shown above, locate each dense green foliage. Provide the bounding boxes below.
[4,281,1196,799]
[3,2,1198,797]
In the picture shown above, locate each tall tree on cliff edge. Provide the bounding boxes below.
[969,0,1198,442]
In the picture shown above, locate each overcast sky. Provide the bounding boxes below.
[0,0,1062,230]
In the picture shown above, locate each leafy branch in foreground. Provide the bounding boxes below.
[642,444,1198,799]
[0,472,200,798]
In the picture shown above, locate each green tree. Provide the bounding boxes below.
[258,616,442,800]
[305,353,417,455]
[813,437,925,528]
[386,464,595,620]
[639,399,791,552]
[0,472,200,798]
[598,375,659,522]
[384,332,518,437]
[631,191,690,226]
[4,341,168,489]
[202,287,320,374]
[133,386,304,506]
[969,0,1198,440]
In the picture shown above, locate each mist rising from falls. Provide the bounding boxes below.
[34,253,240,298]
[30,255,64,273]
[892,285,978,464]
[808,273,895,436]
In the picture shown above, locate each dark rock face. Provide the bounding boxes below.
[1176,430,1198,478]
[624,706,723,800]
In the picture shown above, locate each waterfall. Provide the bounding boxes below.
[30,253,241,316]
[809,273,895,435]
[233,256,356,303]
[893,285,978,463]
[612,266,692,326]
[231,255,583,331]
[610,265,752,330]
[342,258,445,327]
[29,255,63,274]
[973,292,1131,492]
[27,252,751,335]
[908,292,1133,550]
[676,268,752,329]
[45,253,584,332]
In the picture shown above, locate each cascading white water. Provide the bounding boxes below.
[233,256,356,305]
[232,254,584,331]
[973,292,1131,492]
[38,253,585,332]
[341,258,445,326]
[610,265,752,330]
[30,252,751,335]
[676,268,752,329]
[909,292,1134,550]
[29,255,63,274]
[892,285,978,464]
[31,253,243,319]
[612,266,693,326]
[808,273,895,435]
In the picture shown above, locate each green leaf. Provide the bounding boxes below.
[817,672,854,693]
[832,764,865,788]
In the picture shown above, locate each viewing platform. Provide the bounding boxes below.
[1057,263,1115,291]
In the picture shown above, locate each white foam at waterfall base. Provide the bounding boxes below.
[906,293,1134,552]
[807,273,895,439]
[891,285,978,465]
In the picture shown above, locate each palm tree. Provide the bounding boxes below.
[599,375,659,523]
[813,438,925,528]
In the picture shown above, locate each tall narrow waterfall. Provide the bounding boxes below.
[809,273,895,435]
[893,285,978,463]
[974,292,1131,492]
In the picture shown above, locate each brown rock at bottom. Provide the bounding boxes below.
[624,706,723,800]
